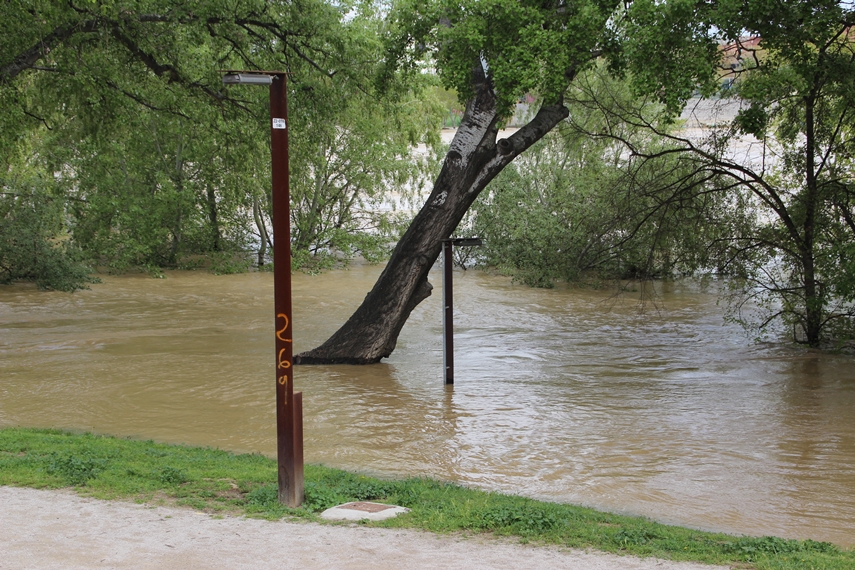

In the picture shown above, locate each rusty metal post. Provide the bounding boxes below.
[269,73,303,508]
[293,391,304,494]
[442,239,454,385]
[441,238,482,386]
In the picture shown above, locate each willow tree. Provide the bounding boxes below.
[296,0,721,363]
[1,0,439,282]
[1,0,344,279]
[617,0,855,347]
[464,67,755,290]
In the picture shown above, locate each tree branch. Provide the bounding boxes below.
[1,19,99,81]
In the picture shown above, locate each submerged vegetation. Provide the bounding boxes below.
[466,16,855,348]
[1,428,853,570]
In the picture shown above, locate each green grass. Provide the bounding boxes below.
[1,428,852,569]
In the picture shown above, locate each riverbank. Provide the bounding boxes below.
[1,428,851,569]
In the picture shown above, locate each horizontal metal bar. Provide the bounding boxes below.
[222,73,273,85]
[441,237,483,247]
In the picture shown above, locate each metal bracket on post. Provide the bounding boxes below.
[441,238,482,386]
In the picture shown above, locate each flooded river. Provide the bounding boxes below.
[1,264,853,546]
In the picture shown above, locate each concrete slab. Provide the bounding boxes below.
[320,501,410,522]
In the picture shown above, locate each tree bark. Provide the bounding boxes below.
[295,66,570,364]
[206,185,221,252]
[800,94,822,347]
[253,196,269,266]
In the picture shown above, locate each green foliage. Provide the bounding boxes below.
[302,482,348,511]
[704,0,855,346]
[53,113,251,272]
[444,0,610,110]
[725,536,839,558]
[0,176,96,291]
[386,0,614,116]
[284,8,443,268]
[613,528,660,547]
[246,484,279,508]
[209,252,253,276]
[469,68,750,288]
[289,82,436,263]
[463,0,855,348]
[47,452,109,486]
[154,466,189,486]
[476,503,563,534]
[302,468,396,511]
[2,428,855,569]
[384,0,725,119]
[620,0,722,114]
[0,0,443,285]
[429,86,465,128]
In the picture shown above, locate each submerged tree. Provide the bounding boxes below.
[0,175,94,292]
[569,0,855,347]
[600,1,855,347]
[296,0,722,363]
[466,68,755,289]
[298,0,855,361]
[720,0,855,346]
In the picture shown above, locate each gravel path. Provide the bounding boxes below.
[0,486,729,570]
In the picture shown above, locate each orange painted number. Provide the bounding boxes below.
[278,348,291,370]
[276,313,291,342]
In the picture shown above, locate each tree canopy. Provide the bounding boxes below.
[467,67,754,289]
[466,0,855,347]
[1,0,442,288]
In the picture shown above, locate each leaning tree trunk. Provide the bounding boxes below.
[295,67,570,364]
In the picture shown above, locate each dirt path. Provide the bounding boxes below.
[0,487,729,570]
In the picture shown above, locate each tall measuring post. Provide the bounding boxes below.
[441,238,482,385]
[223,71,303,507]
[269,72,303,508]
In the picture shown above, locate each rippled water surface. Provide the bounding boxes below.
[1,265,853,546]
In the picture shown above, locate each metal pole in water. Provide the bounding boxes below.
[441,238,482,386]
[443,239,454,385]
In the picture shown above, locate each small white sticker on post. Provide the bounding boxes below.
[272,118,287,130]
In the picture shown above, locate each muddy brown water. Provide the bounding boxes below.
[1,264,853,546]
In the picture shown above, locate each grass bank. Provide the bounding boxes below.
[1,428,851,570]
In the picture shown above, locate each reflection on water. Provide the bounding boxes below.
[1,264,854,546]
